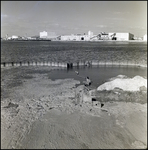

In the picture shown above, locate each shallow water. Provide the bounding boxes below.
[48,66,147,88]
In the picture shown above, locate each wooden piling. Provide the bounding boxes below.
[67,63,70,68]
[32,62,36,66]
[62,62,67,67]
[73,62,77,67]
[36,62,40,66]
[51,62,54,66]
[13,62,17,66]
[40,62,43,66]
[25,62,29,66]
[120,61,127,66]
[5,63,9,67]
[70,63,73,68]
[67,63,73,68]
[1,63,4,67]
[126,60,135,67]
[47,61,51,66]
[22,62,28,66]
[79,61,83,66]
[105,61,112,66]
[29,62,33,66]
[11,62,14,66]
[91,60,99,66]
[14,62,20,66]
[7,62,11,67]
[9,62,12,67]
[44,62,48,66]
[112,61,120,66]
[99,61,106,66]
[54,62,59,67]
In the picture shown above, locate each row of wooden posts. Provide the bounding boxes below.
[1,60,143,68]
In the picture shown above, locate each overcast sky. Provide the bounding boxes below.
[1,1,147,37]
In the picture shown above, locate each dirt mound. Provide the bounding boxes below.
[97,75,147,91]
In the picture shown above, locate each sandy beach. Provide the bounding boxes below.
[1,66,147,149]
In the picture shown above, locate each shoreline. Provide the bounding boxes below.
[1,61,147,68]
[1,39,147,42]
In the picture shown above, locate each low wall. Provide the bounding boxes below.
[1,60,147,68]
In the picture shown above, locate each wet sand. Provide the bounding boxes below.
[1,66,147,149]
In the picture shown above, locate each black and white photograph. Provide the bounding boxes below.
[1,1,147,149]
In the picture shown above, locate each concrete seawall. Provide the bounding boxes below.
[1,60,147,68]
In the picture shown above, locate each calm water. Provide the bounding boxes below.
[48,66,147,88]
[1,41,147,87]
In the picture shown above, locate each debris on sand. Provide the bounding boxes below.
[3,102,19,108]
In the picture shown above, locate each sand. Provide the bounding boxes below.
[1,66,147,149]
[97,75,147,91]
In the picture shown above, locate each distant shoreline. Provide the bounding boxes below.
[1,39,147,42]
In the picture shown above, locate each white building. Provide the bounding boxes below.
[60,35,80,41]
[60,34,91,41]
[60,32,135,41]
[40,31,48,38]
[88,31,93,37]
[60,31,95,41]
[108,32,134,41]
[12,35,18,39]
[7,37,12,40]
[143,34,147,41]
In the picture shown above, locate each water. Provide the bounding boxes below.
[1,41,147,64]
[48,66,147,88]
[1,41,147,88]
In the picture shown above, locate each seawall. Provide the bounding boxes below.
[1,60,147,69]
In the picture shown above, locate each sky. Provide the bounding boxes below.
[1,1,147,37]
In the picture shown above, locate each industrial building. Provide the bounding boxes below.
[6,35,19,40]
[60,31,134,41]
[143,34,147,41]
[4,31,135,41]
[39,31,57,40]
[108,32,134,41]
[60,31,95,41]
[88,31,93,37]
[90,32,109,41]
[60,34,90,41]
[40,31,48,38]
